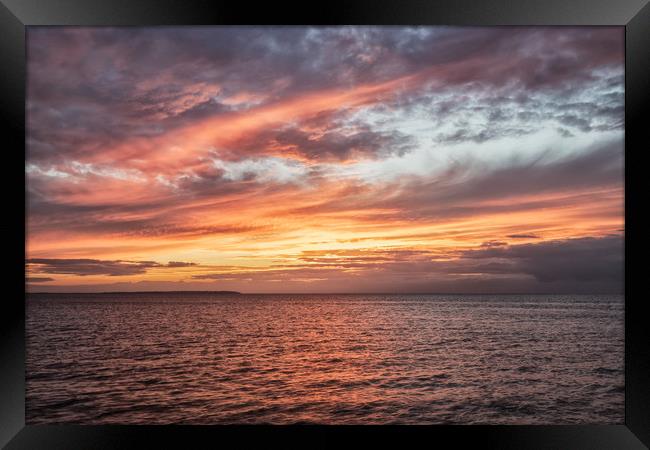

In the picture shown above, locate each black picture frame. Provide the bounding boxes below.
[2,1,648,448]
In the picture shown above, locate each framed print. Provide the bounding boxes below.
[1,0,649,448]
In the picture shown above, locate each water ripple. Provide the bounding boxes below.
[26,293,624,424]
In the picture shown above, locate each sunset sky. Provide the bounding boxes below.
[26,26,624,293]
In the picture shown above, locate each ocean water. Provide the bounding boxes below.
[25,293,624,425]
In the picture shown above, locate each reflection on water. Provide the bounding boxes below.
[26,293,624,424]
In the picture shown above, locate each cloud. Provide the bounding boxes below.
[165,261,197,268]
[507,234,540,239]
[464,235,623,284]
[212,156,309,184]
[26,277,54,283]
[26,258,197,277]
[219,120,416,162]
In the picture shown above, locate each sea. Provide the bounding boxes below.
[25,293,624,424]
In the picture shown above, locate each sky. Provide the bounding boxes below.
[26,26,624,293]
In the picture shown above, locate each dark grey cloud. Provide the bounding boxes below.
[223,120,415,162]
[27,258,197,276]
[165,261,198,268]
[435,126,532,144]
[26,277,54,283]
[463,235,623,285]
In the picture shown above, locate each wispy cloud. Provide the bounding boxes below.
[27,258,197,277]
[26,277,54,283]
